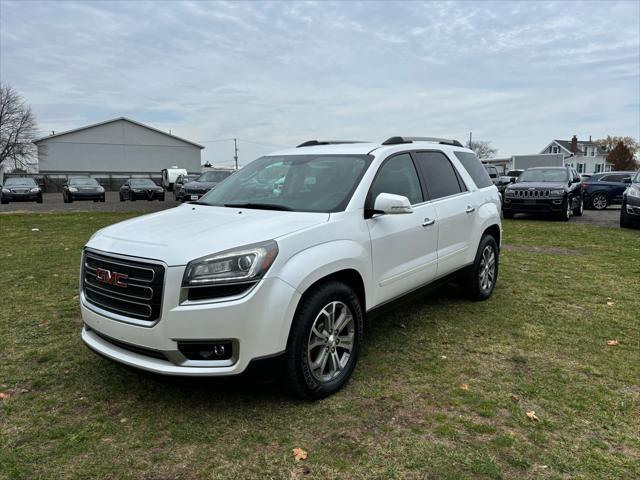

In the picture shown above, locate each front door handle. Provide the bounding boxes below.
[422,218,436,227]
[465,205,476,214]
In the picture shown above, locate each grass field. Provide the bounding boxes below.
[1,212,639,479]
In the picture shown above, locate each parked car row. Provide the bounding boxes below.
[0,176,43,204]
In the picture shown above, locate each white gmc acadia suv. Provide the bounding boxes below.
[80,136,502,399]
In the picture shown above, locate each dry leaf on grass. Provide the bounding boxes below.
[606,301,614,306]
[0,392,10,400]
[510,394,520,403]
[606,340,620,346]
[526,411,539,422]
[459,383,469,391]
[292,447,308,461]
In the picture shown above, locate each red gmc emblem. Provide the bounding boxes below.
[95,267,128,288]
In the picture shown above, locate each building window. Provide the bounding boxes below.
[591,150,596,156]
[551,146,559,154]
[595,164,602,173]
[576,163,585,173]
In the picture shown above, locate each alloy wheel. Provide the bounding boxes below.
[307,301,355,383]
[592,194,607,210]
[478,245,496,293]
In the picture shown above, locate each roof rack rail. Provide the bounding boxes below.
[296,140,368,148]
[382,136,463,147]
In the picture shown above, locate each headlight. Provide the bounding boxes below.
[504,189,514,197]
[30,187,40,193]
[2,188,9,193]
[549,189,565,196]
[97,186,104,193]
[182,240,278,286]
[628,188,640,198]
[132,189,142,193]
[68,187,78,192]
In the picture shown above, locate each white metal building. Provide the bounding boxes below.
[34,117,204,177]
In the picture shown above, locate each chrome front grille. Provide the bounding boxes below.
[512,189,551,198]
[82,250,165,322]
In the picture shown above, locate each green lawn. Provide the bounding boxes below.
[1,212,639,479]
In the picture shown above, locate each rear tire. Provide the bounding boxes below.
[285,281,363,399]
[461,234,499,301]
[590,193,609,210]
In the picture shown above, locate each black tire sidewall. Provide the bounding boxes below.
[285,281,364,399]
[463,234,499,301]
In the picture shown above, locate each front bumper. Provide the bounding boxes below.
[131,190,165,200]
[502,197,566,213]
[80,270,301,376]
[1,192,40,201]
[69,192,104,200]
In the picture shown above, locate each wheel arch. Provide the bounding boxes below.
[482,223,501,248]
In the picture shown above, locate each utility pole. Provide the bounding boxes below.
[233,138,238,170]
[468,131,472,147]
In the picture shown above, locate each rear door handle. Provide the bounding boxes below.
[422,218,436,227]
[465,205,476,214]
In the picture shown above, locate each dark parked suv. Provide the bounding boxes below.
[582,171,635,210]
[502,166,583,221]
[620,170,640,228]
[1,176,43,204]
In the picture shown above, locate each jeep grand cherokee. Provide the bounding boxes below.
[80,136,502,399]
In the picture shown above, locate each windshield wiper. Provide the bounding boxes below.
[223,202,293,211]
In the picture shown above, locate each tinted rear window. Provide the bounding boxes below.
[415,151,466,200]
[454,151,493,188]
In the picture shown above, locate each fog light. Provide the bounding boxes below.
[178,341,233,360]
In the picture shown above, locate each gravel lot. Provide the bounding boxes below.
[0,192,182,214]
[0,193,626,228]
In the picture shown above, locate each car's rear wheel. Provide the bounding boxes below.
[285,281,363,399]
[461,234,499,301]
[572,196,583,216]
[591,193,609,210]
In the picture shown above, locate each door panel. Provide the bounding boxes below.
[368,203,438,305]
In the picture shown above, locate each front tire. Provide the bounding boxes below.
[572,196,583,216]
[285,281,363,399]
[461,234,499,301]
[557,197,571,221]
[620,204,632,228]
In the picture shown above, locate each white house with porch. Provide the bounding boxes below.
[539,136,611,174]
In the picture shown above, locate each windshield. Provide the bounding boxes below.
[69,178,99,186]
[5,177,36,187]
[184,175,198,182]
[634,171,640,183]
[197,171,233,183]
[517,169,568,183]
[506,170,521,177]
[130,179,157,187]
[198,154,371,212]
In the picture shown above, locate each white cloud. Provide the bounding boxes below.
[1,0,638,165]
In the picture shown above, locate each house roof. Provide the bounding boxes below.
[33,117,204,149]
[552,139,607,155]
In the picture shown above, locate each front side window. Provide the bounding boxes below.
[416,151,466,200]
[517,169,569,183]
[199,154,371,212]
[367,153,423,207]
[455,151,493,189]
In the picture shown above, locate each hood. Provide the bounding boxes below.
[185,181,217,189]
[86,204,329,266]
[508,182,567,190]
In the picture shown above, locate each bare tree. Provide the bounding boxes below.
[0,83,39,171]
[595,135,639,156]
[466,140,498,160]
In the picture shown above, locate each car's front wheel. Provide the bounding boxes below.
[572,196,583,216]
[558,197,571,221]
[285,281,363,399]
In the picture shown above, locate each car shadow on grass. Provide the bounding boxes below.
[87,282,465,404]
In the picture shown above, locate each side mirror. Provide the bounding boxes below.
[510,177,516,183]
[573,177,580,183]
[373,193,413,215]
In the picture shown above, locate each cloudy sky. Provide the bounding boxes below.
[1,0,639,166]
